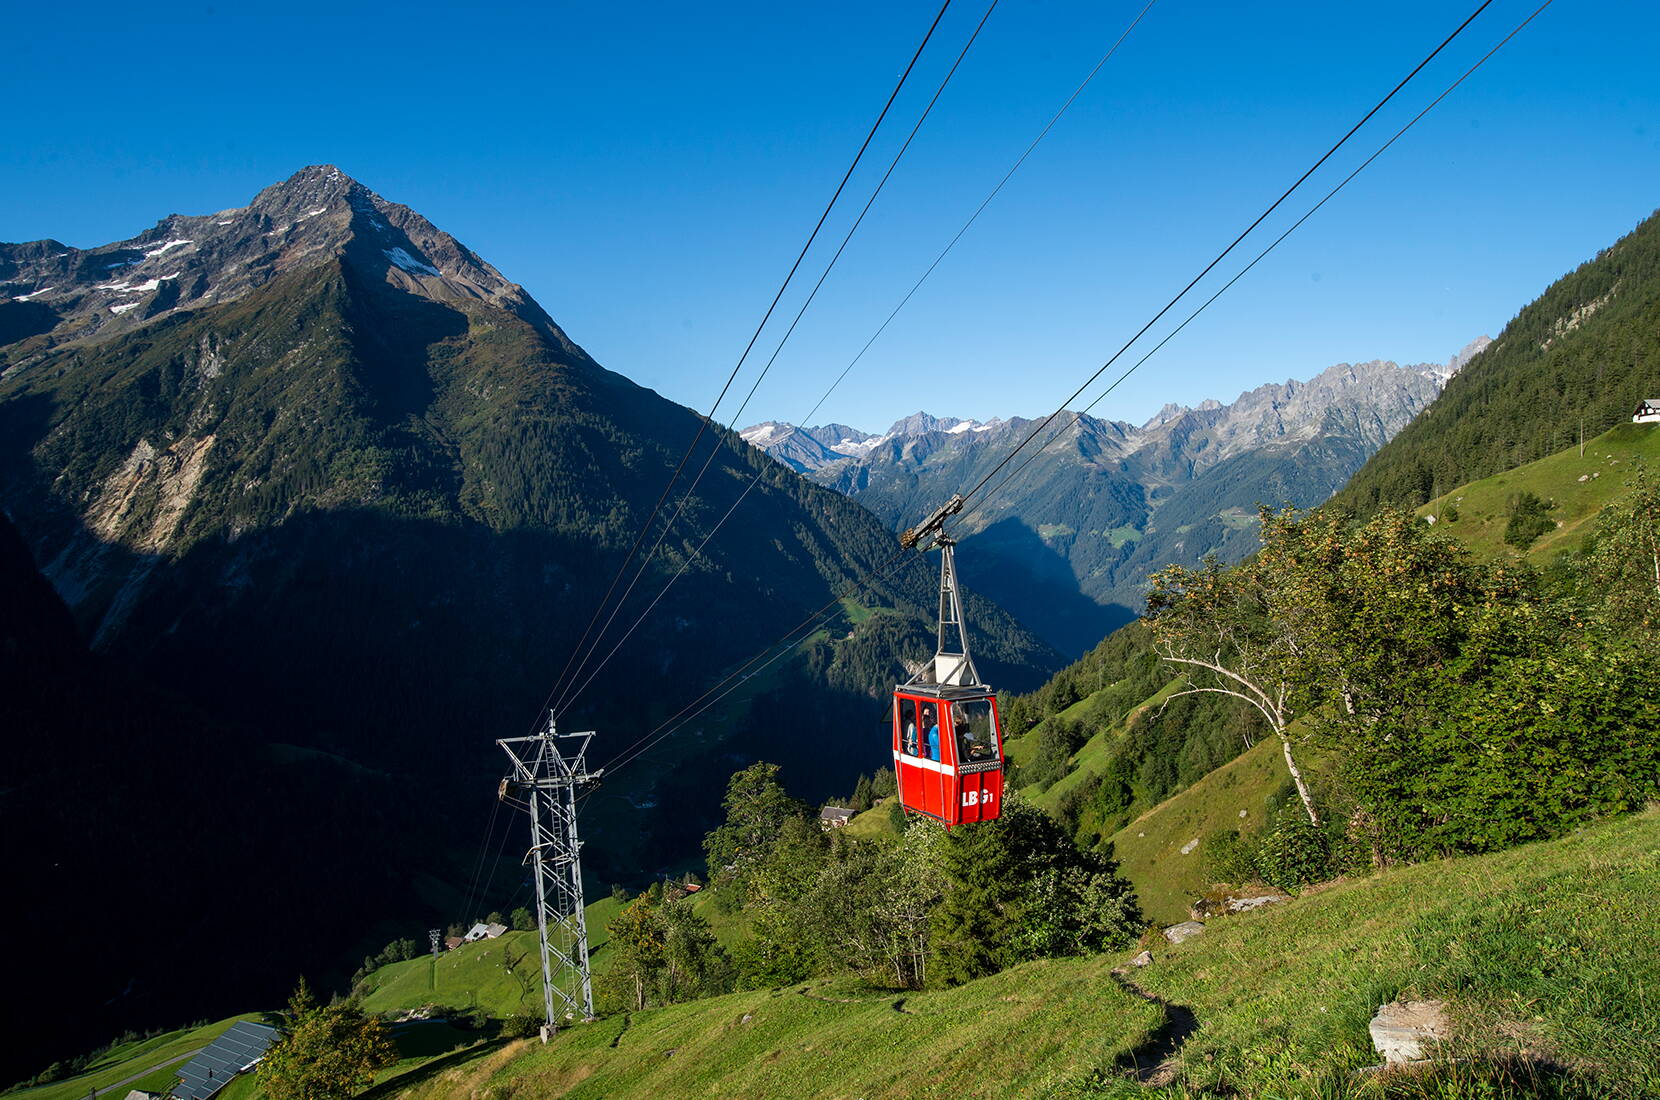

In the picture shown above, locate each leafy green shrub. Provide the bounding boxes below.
[1442,504,1459,523]
[1503,490,1555,548]
[1202,829,1260,885]
[501,1013,542,1039]
[450,1006,489,1030]
[1253,810,1335,892]
[1355,645,1660,858]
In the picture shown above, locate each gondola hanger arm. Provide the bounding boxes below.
[901,494,965,550]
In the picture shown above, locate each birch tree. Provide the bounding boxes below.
[1145,550,1321,825]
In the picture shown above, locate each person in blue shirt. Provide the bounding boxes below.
[922,706,940,762]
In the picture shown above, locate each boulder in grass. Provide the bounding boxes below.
[1162,921,1206,945]
[1368,999,1450,1064]
[1131,950,1153,967]
[1226,890,1290,913]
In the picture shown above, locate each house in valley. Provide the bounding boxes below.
[1635,399,1660,424]
[820,805,857,829]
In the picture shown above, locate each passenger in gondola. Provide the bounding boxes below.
[923,706,940,762]
[903,715,919,756]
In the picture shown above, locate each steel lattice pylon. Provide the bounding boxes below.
[498,717,602,1036]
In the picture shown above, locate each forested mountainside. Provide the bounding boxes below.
[748,354,1461,654]
[0,167,1059,1075]
[1337,206,1660,514]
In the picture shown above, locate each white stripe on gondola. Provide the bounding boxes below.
[894,749,952,774]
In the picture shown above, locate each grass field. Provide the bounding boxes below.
[380,807,1660,1099]
[361,894,623,1020]
[1104,736,1290,924]
[841,796,901,840]
[1139,806,1660,1097]
[1418,421,1659,561]
[358,931,548,1018]
[384,957,1164,1100]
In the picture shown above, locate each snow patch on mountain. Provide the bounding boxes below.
[385,247,440,277]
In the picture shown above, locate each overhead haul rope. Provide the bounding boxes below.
[551,0,1006,720]
[803,0,1160,423]
[555,0,1159,719]
[587,0,1547,783]
[959,0,1556,533]
[531,0,959,731]
[455,789,503,932]
[595,545,921,781]
[946,0,1498,521]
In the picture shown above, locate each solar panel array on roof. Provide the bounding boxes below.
[173,1020,280,1100]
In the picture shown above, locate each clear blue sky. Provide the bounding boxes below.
[4,1,1657,431]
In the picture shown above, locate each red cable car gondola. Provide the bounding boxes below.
[892,496,1004,827]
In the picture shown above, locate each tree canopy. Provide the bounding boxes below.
[259,980,395,1100]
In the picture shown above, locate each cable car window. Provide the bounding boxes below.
[954,698,997,763]
[919,703,941,762]
[899,697,919,756]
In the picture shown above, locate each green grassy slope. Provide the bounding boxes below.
[1418,421,1659,561]
[841,797,902,840]
[383,808,1659,1099]
[361,897,625,1019]
[386,958,1163,1100]
[1104,737,1290,924]
[358,932,548,1018]
[1142,807,1660,1096]
[1028,680,1181,816]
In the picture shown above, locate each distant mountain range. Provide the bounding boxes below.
[0,166,1060,1073]
[744,346,1483,654]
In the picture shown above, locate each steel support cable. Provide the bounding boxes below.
[949,0,1497,518]
[533,0,958,726]
[798,0,1160,429]
[556,0,1161,719]
[576,0,1512,785]
[472,808,521,922]
[576,0,1171,765]
[596,543,922,781]
[456,792,502,933]
[550,0,1002,720]
[958,0,1554,534]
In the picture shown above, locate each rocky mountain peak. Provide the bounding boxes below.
[1446,335,1492,374]
[1,166,564,367]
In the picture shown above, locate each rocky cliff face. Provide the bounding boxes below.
[744,350,1475,654]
